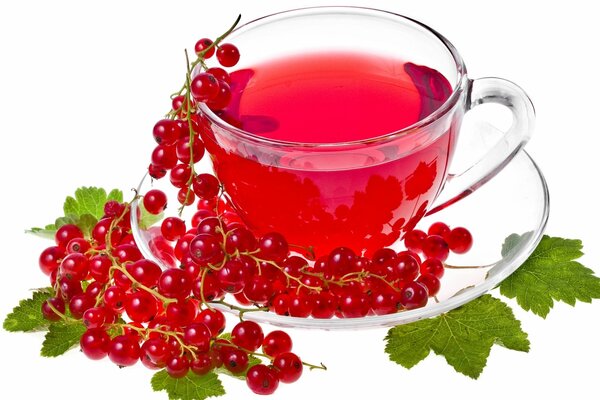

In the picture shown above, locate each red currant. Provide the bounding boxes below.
[194,38,215,58]
[273,352,303,383]
[108,335,141,367]
[216,43,240,67]
[447,227,473,254]
[246,364,279,395]
[231,320,264,352]
[262,330,292,357]
[143,189,168,215]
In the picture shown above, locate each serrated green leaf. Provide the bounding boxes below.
[499,235,600,318]
[55,214,79,229]
[29,187,123,240]
[138,201,163,229]
[385,295,529,379]
[41,321,86,357]
[107,188,124,203]
[151,370,225,400]
[77,213,99,238]
[63,187,124,219]
[3,289,53,332]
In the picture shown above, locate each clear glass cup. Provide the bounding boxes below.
[196,6,535,256]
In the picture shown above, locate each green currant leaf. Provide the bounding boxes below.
[64,187,123,220]
[151,370,226,400]
[107,188,124,203]
[41,321,87,357]
[385,294,529,379]
[3,289,53,332]
[499,235,600,318]
[27,187,122,239]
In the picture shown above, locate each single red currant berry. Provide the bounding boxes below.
[171,95,186,115]
[80,328,110,360]
[273,352,303,384]
[393,252,420,282]
[140,337,169,369]
[39,246,65,276]
[225,227,257,253]
[41,297,65,321]
[192,173,220,199]
[143,189,168,215]
[206,67,230,84]
[328,247,357,277]
[153,119,181,145]
[161,217,186,241]
[108,335,141,367]
[399,281,429,310]
[166,299,197,327]
[258,232,289,263]
[288,292,313,318]
[55,224,83,249]
[206,80,231,111]
[125,291,160,323]
[176,136,205,164]
[196,308,226,337]
[338,291,370,318]
[428,222,451,238]
[189,233,225,266]
[151,144,178,170]
[262,331,292,357]
[126,259,162,288]
[231,320,264,352]
[83,306,108,329]
[166,355,190,378]
[103,286,126,312]
[404,229,427,253]
[447,227,473,254]
[370,291,400,315]
[191,73,220,102]
[417,273,441,297]
[66,238,91,255]
[177,187,196,206]
[148,163,167,179]
[191,353,214,376]
[216,43,240,67]
[310,291,338,319]
[183,323,211,353]
[68,294,95,319]
[158,268,193,299]
[422,235,450,261]
[246,364,279,395]
[243,275,274,305]
[194,38,215,58]
[420,258,444,279]
[169,163,193,188]
[222,348,249,374]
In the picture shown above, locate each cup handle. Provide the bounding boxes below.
[426,77,536,216]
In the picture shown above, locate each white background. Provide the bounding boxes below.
[1,0,598,399]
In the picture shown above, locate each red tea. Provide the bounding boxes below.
[204,52,455,255]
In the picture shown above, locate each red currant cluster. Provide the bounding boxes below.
[38,198,321,395]
[147,26,240,206]
[140,184,473,318]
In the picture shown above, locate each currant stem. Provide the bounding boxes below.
[46,301,76,323]
[212,299,269,320]
[109,264,177,305]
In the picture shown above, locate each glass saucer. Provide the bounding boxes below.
[132,138,549,330]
